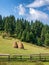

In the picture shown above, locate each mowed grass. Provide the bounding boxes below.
[0,36,49,54]
[9,62,49,65]
[0,62,49,65]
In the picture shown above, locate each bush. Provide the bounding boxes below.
[10,34,17,38]
[37,38,43,46]
[2,32,7,38]
[45,39,49,46]
[2,32,11,38]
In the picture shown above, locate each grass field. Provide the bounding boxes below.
[0,36,49,54]
[0,36,49,65]
[0,61,49,65]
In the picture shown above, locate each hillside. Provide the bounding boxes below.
[0,36,49,54]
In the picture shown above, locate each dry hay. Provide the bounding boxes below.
[13,41,18,48]
[18,41,24,49]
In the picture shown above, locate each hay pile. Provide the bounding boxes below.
[18,41,24,49]
[13,41,18,48]
[13,41,24,49]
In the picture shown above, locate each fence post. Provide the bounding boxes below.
[8,55,10,61]
[44,57,46,61]
[20,55,22,60]
[39,53,41,61]
[30,55,32,61]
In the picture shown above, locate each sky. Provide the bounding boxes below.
[0,0,49,24]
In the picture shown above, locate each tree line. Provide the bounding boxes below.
[0,15,49,46]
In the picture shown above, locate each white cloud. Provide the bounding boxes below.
[26,0,49,8]
[17,4,25,15]
[29,8,48,19]
[25,8,49,24]
[47,6,49,10]
[13,3,49,24]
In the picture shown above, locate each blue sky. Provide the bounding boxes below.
[0,0,49,24]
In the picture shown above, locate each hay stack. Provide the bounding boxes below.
[13,41,18,48]
[18,41,24,49]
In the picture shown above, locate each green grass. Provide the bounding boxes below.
[0,36,49,54]
[0,61,49,65]
[0,36,49,65]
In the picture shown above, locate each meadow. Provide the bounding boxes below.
[0,36,49,65]
[0,36,49,55]
[0,61,49,65]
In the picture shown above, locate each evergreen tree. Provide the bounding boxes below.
[33,20,43,37]
[21,30,26,41]
[41,25,49,46]
[45,33,49,46]
[0,15,49,47]
[0,15,3,30]
[4,15,16,35]
[26,32,30,42]
[29,32,35,43]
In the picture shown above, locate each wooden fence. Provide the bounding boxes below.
[0,53,49,61]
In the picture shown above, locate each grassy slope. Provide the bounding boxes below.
[0,36,49,54]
